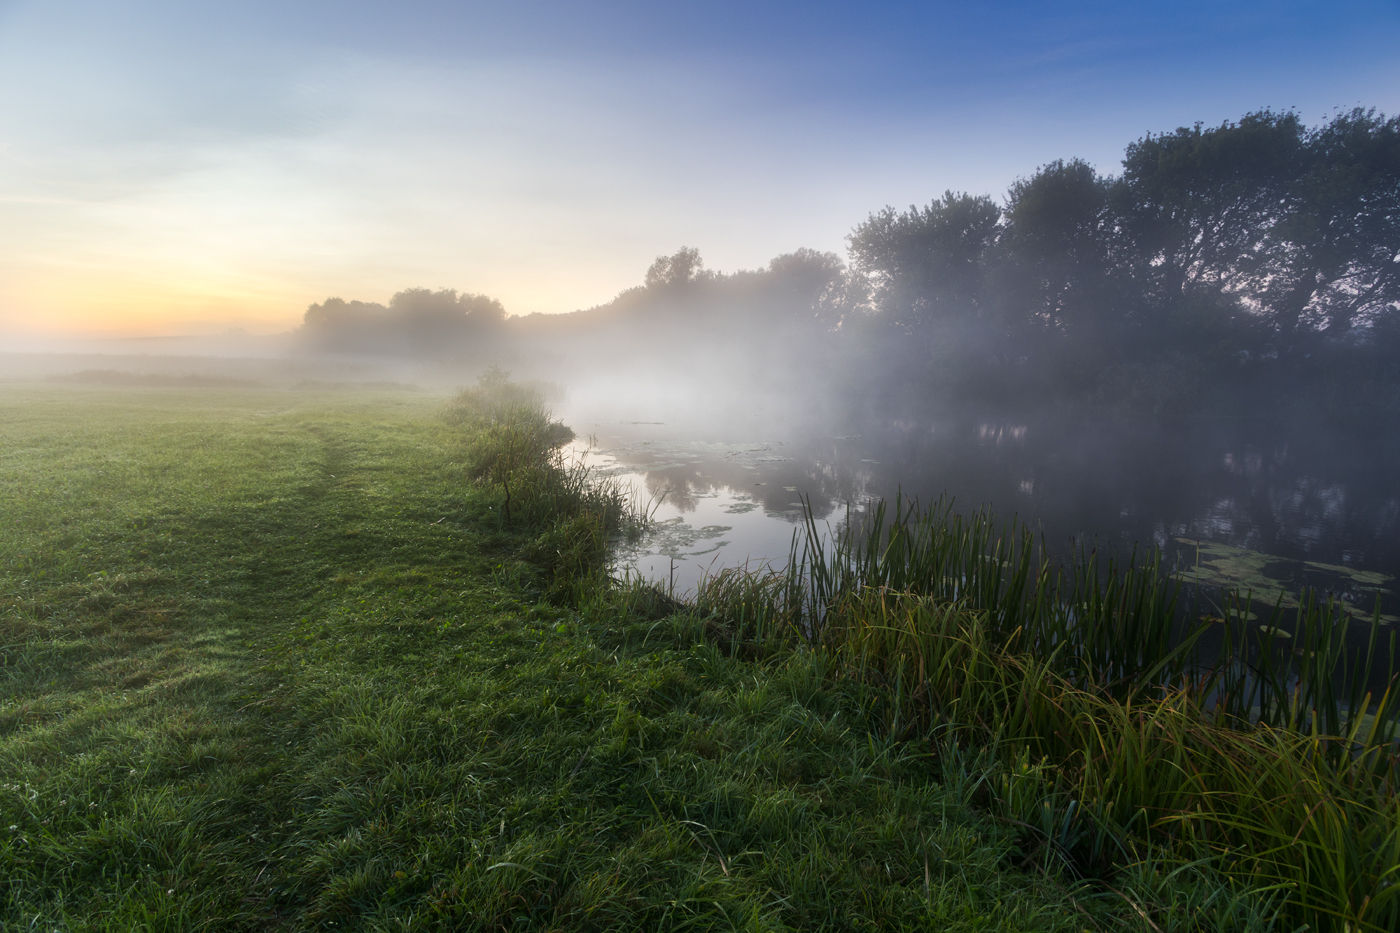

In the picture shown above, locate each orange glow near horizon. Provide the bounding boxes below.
[4,2,1395,344]
[0,258,642,339]
[0,267,308,338]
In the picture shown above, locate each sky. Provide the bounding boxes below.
[1,1,1397,338]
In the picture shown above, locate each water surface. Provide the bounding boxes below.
[563,406,1399,628]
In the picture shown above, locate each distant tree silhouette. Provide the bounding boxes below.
[644,247,712,289]
[1104,109,1400,355]
[296,106,1399,417]
[1114,112,1303,304]
[301,288,506,355]
[764,248,850,327]
[842,108,1398,376]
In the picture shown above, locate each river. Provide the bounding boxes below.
[561,404,1399,631]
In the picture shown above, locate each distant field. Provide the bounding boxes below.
[0,386,1130,932]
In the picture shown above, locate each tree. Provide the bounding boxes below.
[387,288,506,351]
[300,297,390,353]
[764,248,850,328]
[302,296,384,333]
[644,246,711,289]
[1112,108,1400,351]
[998,159,1120,339]
[1114,111,1304,309]
[847,191,1001,331]
[1263,108,1400,342]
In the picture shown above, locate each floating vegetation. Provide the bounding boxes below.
[1176,537,1397,624]
[610,517,732,566]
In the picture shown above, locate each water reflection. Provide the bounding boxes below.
[563,408,1399,625]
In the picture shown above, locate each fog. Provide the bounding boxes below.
[5,107,1398,618]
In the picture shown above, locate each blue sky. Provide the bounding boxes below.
[1,0,1397,335]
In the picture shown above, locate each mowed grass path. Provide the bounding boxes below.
[1,386,1102,931]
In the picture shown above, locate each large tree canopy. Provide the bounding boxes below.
[846,108,1399,362]
[998,158,1119,340]
[1267,108,1400,341]
[847,191,1001,333]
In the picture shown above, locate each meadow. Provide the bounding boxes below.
[3,381,1389,932]
[0,384,1141,932]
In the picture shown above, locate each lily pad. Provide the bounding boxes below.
[1174,537,1395,625]
[1302,560,1392,588]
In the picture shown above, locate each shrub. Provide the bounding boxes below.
[447,369,641,601]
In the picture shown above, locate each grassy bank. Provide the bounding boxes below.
[694,497,1400,932]
[0,383,1173,931]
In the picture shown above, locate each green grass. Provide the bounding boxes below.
[692,493,1400,932]
[0,384,1167,931]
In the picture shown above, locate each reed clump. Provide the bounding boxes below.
[694,495,1400,932]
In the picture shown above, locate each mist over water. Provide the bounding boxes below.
[6,105,1397,632]
[559,392,1399,625]
[12,335,1389,629]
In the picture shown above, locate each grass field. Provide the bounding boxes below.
[0,384,1187,932]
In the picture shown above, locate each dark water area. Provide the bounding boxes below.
[564,404,1400,636]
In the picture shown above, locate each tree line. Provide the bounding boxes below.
[848,108,1399,363]
[301,107,1400,415]
[300,288,505,355]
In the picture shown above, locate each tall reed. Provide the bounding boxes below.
[694,495,1400,931]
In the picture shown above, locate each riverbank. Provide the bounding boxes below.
[1,384,1162,931]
